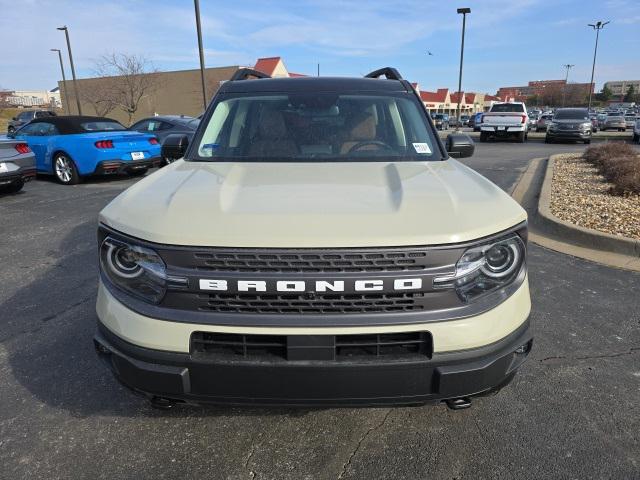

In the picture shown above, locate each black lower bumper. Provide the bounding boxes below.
[94,157,161,175]
[0,167,36,186]
[94,319,532,407]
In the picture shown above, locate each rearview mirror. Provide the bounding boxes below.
[161,134,190,161]
[446,133,474,159]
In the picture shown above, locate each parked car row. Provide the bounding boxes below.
[1,111,203,195]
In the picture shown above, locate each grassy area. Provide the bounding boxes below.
[0,108,20,134]
[583,143,640,195]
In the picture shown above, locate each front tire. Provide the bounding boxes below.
[479,132,488,142]
[516,131,526,143]
[53,153,81,185]
[7,126,15,134]
[545,135,552,144]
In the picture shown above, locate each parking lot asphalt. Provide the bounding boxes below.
[1,142,639,480]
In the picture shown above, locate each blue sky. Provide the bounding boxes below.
[1,0,638,93]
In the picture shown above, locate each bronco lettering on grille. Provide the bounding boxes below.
[198,278,423,292]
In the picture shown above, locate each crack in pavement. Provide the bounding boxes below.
[337,409,392,480]
[0,294,95,343]
[538,347,640,364]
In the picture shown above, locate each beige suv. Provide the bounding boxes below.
[93,68,532,409]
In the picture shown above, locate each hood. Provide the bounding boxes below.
[99,159,526,248]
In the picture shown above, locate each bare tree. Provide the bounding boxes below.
[79,78,118,117]
[94,53,161,124]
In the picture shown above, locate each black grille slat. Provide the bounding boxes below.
[190,332,432,361]
[195,292,425,314]
[191,250,428,273]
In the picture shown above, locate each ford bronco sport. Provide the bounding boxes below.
[94,67,532,409]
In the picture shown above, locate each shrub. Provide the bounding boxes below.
[583,144,640,195]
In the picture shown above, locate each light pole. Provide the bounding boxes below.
[56,26,82,115]
[194,0,207,110]
[561,64,574,107]
[50,48,71,114]
[455,7,471,130]
[587,21,609,112]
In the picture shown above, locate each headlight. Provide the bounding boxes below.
[100,236,168,303]
[581,122,592,130]
[434,232,526,302]
[548,122,558,130]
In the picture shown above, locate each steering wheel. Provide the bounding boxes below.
[347,140,394,154]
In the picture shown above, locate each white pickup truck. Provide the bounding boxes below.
[480,102,529,143]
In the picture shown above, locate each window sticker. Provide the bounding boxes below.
[412,142,432,154]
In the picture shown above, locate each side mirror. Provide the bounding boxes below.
[446,133,475,159]
[12,116,18,121]
[161,134,190,161]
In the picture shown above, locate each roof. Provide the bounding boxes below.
[420,89,449,103]
[138,115,195,123]
[222,76,410,93]
[28,115,121,134]
[254,57,282,76]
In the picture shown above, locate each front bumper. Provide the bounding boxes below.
[546,129,591,140]
[94,157,161,175]
[94,319,531,407]
[94,277,532,406]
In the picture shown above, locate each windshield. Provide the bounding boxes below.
[491,104,524,113]
[191,92,440,162]
[554,110,589,120]
[81,121,125,131]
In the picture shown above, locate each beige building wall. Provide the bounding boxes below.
[58,65,240,125]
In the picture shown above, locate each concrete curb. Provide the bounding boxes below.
[537,154,640,258]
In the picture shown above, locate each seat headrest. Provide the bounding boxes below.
[349,114,376,141]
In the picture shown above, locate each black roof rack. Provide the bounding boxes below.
[364,67,403,81]
[230,68,271,81]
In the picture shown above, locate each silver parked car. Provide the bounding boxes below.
[601,116,627,132]
[624,115,637,129]
[0,139,36,194]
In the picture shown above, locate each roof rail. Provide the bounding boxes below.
[364,67,403,81]
[230,68,271,81]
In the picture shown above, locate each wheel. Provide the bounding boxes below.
[633,134,639,143]
[584,139,591,144]
[1,179,24,194]
[516,131,526,143]
[545,135,552,144]
[128,168,149,177]
[479,132,488,142]
[7,126,15,134]
[53,153,81,185]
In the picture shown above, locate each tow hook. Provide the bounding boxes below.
[149,396,176,410]
[446,397,472,410]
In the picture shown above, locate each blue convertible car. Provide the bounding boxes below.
[10,116,162,185]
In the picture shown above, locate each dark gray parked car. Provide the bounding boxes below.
[7,110,57,134]
[129,115,200,165]
[545,108,592,144]
[0,139,36,194]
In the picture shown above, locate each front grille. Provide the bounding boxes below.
[187,250,430,273]
[190,331,432,361]
[195,292,425,314]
